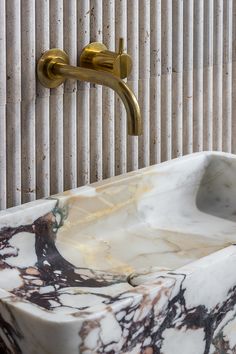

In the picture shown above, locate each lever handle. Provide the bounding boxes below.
[114,38,132,79]
[118,38,124,54]
[80,38,132,79]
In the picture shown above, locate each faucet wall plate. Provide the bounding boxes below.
[37,48,69,88]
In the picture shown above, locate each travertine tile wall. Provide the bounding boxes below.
[0,0,235,209]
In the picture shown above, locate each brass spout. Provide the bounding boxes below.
[54,63,141,135]
[37,48,142,136]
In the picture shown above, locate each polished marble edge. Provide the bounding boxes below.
[1,151,235,219]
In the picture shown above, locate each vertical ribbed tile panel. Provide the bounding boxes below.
[1,0,236,209]
[21,0,36,203]
[138,0,150,168]
[193,0,204,152]
[213,0,223,151]
[161,0,172,161]
[183,0,194,154]
[150,0,161,165]
[203,0,214,151]
[115,0,127,175]
[232,0,236,154]
[6,0,21,207]
[103,0,115,178]
[50,0,64,194]
[90,0,103,182]
[77,1,90,186]
[0,0,6,209]
[223,0,233,153]
[63,0,77,190]
[172,0,183,158]
[127,0,139,171]
[35,0,50,200]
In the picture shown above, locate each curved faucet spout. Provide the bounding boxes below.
[52,62,142,136]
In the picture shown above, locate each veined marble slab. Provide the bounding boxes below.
[1,152,236,353]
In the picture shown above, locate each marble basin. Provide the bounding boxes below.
[1,152,236,354]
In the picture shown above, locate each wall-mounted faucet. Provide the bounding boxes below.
[37,39,142,136]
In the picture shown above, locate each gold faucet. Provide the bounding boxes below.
[37,39,142,136]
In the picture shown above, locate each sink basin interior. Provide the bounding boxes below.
[56,152,236,278]
[196,155,236,222]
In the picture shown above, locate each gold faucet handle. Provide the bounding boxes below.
[80,38,132,79]
[113,38,132,79]
[118,38,124,55]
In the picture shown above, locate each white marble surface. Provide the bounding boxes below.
[1,152,236,353]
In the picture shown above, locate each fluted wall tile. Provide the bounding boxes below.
[0,0,7,210]
[35,0,50,200]
[0,0,235,209]
[6,0,21,207]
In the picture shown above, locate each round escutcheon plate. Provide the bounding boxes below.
[37,48,69,89]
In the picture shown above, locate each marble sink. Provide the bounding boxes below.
[1,152,236,353]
